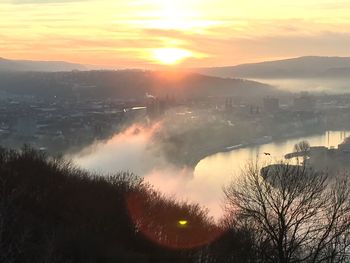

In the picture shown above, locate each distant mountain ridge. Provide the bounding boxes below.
[0,70,278,100]
[194,56,350,79]
[0,57,86,72]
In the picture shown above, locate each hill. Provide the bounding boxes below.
[194,56,350,79]
[0,146,252,263]
[0,57,86,72]
[0,70,278,100]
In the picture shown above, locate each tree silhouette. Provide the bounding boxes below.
[224,161,350,263]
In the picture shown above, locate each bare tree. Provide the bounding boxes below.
[294,140,311,164]
[294,141,310,153]
[224,161,350,263]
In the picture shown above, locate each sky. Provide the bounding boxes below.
[1,0,350,68]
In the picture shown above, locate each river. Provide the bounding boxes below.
[251,78,350,94]
[71,130,349,220]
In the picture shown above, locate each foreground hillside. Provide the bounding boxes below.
[1,147,350,263]
[0,147,253,263]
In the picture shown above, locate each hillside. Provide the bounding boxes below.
[194,56,350,79]
[0,70,278,100]
[0,147,237,263]
[0,57,86,72]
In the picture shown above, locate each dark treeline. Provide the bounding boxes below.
[0,146,253,263]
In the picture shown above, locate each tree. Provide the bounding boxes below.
[202,213,258,263]
[294,140,310,164]
[224,161,350,263]
[294,140,310,153]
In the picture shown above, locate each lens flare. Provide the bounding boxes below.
[126,192,223,249]
[178,220,188,226]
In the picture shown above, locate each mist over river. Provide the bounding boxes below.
[70,129,350,219]
[251,78,350,94]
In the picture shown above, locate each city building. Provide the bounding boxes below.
[293,93,316,112]
[263,97,280,113]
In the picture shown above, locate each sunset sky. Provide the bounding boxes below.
[1,0,350,68]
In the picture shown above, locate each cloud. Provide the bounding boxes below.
[11,0,88,4]
[3,0,350,67]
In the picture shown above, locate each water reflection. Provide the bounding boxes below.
[194,131,349,217]
[71,130,349,220]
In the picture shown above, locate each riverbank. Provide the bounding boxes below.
[181,127,333,168]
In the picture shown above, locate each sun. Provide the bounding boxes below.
[152,48,192,65]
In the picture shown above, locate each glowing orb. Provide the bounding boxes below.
[152,48,192,65]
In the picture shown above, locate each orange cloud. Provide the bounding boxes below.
[2,0,350,67]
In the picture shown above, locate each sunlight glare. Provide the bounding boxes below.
[152,48,193,65]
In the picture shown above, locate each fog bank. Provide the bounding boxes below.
[70,123,225,219]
